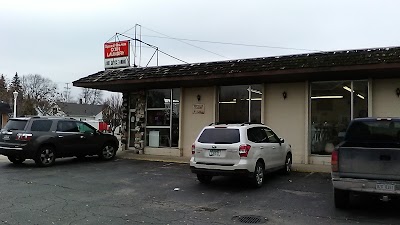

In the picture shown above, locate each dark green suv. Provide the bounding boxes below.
[0,117,119,167]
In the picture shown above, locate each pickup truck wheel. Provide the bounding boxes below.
[8,156,25,164]
[251,161,265,188]
[35,146,56,167]
[197,174,212,184]
[334,188,350,209]
[99,143,117,160]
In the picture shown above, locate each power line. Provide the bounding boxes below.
[116,33,189,64]
[135,26,322,52]
[136,25,229,59]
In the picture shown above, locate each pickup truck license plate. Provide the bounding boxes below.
[376,183,395,191]
[209,150,221,157]
[2,135,10,141]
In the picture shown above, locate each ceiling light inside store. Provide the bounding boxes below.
[245,98,262,101]
[164,99,180,103]
[248,88,263,95]
[311,96,344,99]
[343,86,354,92]
[343,86,365,99]
[219,101,237,104]
[220,99,237,104]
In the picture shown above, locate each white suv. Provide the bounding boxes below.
[190,123,292,187]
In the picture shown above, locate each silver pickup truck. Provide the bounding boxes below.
[331,118,400,208]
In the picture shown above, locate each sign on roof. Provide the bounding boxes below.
[104,40,130,69]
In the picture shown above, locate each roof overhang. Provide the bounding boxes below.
[73,46,400,92]
[73,63,400,92]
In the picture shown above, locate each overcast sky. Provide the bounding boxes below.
[2,0,400,98]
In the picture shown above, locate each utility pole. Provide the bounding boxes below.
[64,83,71,102]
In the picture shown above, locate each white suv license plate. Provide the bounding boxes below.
[209,149,221,157]
[376,183,395,191]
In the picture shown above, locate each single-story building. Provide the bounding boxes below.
[73,46,400,166]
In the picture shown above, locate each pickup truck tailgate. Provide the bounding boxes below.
[339,146,400,180]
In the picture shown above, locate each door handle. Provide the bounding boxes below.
[80,136,86,139]
[58,135,63,138]
[272,146,276,149]
[260,146,264,149]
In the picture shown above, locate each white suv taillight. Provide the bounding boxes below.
[191,143,195,155]
[239,144,251,157]
[16,133,32,141]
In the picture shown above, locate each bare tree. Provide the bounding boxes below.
[102,94,123,135]
[21,74,59,116]
[80,88,103,105]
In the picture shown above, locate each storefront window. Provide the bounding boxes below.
[310,80,368,155]
[353,81,369,119]
[219,85,262,123]
[146,89,180,148]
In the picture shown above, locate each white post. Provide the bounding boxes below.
[13,91,18,118]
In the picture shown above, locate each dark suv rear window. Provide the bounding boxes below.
[3,119,28,131]
[198,128,240,144]
[346,120,400,142]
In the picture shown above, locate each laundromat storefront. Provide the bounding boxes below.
[73,47,400,165]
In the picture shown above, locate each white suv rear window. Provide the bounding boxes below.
[198,128,240,144]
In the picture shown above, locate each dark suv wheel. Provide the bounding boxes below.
[35,146,56,167]
[99,143,117,160]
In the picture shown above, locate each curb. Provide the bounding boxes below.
[117,151,331,173]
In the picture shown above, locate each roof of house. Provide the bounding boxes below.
[73,46,400,91]
[56,102,103,117]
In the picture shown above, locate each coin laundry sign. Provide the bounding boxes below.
[104,40,130,69]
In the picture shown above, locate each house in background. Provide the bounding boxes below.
[55,102,104,121]
[0,102,12,128]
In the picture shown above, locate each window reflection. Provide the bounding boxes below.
[147,89,171,108]
[219,85,262,123]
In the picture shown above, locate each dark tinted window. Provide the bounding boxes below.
[3,119,28,131]
[198,128,240,144]
[56,121,79,132]
[31,120,53,132]
[346,120,400,142]
[247,127,268,143]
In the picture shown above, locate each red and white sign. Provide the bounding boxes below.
[104,40,130,69]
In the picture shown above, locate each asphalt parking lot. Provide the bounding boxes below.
[0,157,399,225]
